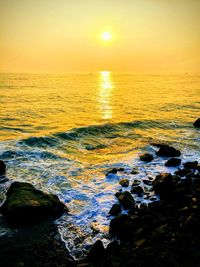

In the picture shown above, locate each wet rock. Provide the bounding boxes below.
[165,158,181,167]
[109,204,122,216]
[156,145,181,157]
[139,153,154,162]
[0,160,6,175]
[106,168,118,176]
[183,161,198,169]
[131,169,139,175]
[117,167,125,172]
[131,186,144,195]
[193,118,200,128]
[143,179,152,186]
[152,173,174,196]
[87,240,106,263]
[173,181,191,198]
[105,156,200,267]
[106,240,119,254]
[132,179,141,186]
[172,175,181,183]
[117,191,135,209]
[119,178,129,187]
[1,181,67,226]
[137,204,147,215]
[150,143,169,148]
[152,224,168,240]
[110,214,135,238]
[175,168,192,177]
[0,220,75,267]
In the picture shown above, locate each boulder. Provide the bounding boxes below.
[87,240,106,263]
[131,169,139,174]
[156,145,181,157]
[193,118,200,128]
[152,173,174,196]
[1,181,67,226]
[131,185,144,195]
[143,179,152,186]
[117,191,135,209]
[106,168,118,176]
[110,214,134,238]
[173,180,191,198]
[150,143,169,148]
[0,160,6,175]
[119,178,129,187]
[165,158,181,167]
[117,167,125,172]
[109,204,122,216]
[175,168,192,177]
[139,153,154,162]
[183,161,198,169]
[132,179,140,186]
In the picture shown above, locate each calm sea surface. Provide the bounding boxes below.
[0,72,200,258]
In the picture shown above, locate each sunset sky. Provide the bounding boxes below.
[0,0,200,74]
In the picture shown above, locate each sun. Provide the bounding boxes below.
[101,31,112,42]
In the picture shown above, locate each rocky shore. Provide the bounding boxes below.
[0,118,200,267]
[85,146,200,266]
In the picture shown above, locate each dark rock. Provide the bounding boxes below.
[152,224,168,240]
[110,214,135,237]
[117,191,135,209]
[139,153,154,162]
[109,204,122,216]
[1,181,67,226]
[137,204,147,215]
[193,118,200,128]
[0,220,75,267]
[172,175,181,183]
[175,168,192,177]
[183,161,198,169]
[131,169,139,175]
[119,178,129,187]
[106,168,118,176]
[173,181,191,198]
[165,158,181,167]
[104,157,200,267]
[152,173,174,196]
[143,179,152,186]
[117,167,125,172]
[156,145,181,157]
[131,186,144,195]
[132,179,140,186]
[106,240,119,254]
[0,160,6,175]
[87,240,106,263]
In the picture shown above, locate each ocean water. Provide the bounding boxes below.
[0,72,200,258]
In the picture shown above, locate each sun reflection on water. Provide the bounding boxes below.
[98,71,114,120]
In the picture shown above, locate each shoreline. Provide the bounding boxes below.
[0,119,200,267]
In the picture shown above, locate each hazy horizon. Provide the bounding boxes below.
[0,0,200,74]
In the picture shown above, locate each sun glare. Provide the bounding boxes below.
[102,32,112,42]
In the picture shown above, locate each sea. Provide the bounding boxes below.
[0,72,200,258]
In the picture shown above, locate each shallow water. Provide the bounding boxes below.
[0,72,200,258]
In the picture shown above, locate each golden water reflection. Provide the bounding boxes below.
[98,71,114,120]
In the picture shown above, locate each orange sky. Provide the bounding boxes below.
[0,0,200,74]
